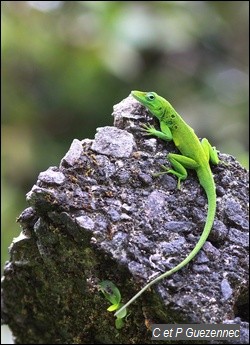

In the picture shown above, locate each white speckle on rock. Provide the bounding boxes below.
[60,139,86,167]
[221,278,233,300]
[76,215,95,231]
[38,168,65,185]
[91,126,136,158]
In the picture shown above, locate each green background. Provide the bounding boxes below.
[2,1,249,273]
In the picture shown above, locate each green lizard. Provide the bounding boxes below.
[114,90,219,318]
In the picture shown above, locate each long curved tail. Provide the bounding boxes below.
[114,186,216,318]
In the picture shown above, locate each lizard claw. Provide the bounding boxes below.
[140,123,156,135]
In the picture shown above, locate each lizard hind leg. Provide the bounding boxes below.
[201,138,219,165]
[155,153,199,189]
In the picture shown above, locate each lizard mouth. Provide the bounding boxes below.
[131,90,145,102]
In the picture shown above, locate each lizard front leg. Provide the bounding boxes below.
[141,121,173,141]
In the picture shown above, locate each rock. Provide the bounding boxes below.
[1,95,249,344]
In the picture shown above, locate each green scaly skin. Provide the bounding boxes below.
[114,91,219,317]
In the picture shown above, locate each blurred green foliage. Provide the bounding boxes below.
[1,1,249,272]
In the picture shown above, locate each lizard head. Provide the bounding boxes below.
[131,90,170,121]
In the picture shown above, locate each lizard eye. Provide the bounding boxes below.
[146,93,155,101]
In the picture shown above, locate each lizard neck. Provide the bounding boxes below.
[160,107,185,131]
